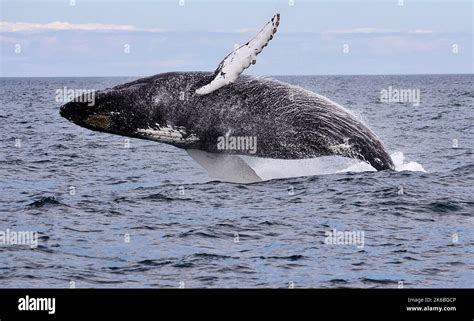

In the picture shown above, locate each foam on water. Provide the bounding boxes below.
[391,151,426,172]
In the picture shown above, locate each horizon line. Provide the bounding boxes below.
[1,72,473,78]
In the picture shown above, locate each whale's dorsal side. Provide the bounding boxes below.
[195,13,280,96]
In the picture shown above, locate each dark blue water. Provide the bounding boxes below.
[0,74,472,288]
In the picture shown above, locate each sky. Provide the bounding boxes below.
[0,0,472,76]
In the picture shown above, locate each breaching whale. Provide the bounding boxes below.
[60,14,394,183]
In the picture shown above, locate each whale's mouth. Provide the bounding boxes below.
[60,100,114,133]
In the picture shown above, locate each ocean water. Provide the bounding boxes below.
[0,74,472,288]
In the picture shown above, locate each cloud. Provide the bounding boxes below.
[0,21,165,33]
[233,28,259,34]
[0,21,269,35]
[322,28,434,35]
[408,29,434,34]
[0,23,470,76]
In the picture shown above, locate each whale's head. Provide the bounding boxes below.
[59,79,159,138]
[60,74,202,149]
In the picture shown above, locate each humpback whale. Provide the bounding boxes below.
[60,14,394,183]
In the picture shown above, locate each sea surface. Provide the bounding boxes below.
[0,74,473,288]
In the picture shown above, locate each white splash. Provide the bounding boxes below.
[390,151,426,172]
[239,151,425,181]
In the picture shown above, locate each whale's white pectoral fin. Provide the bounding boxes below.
[186,149,262,183]
[195,13,280,96]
